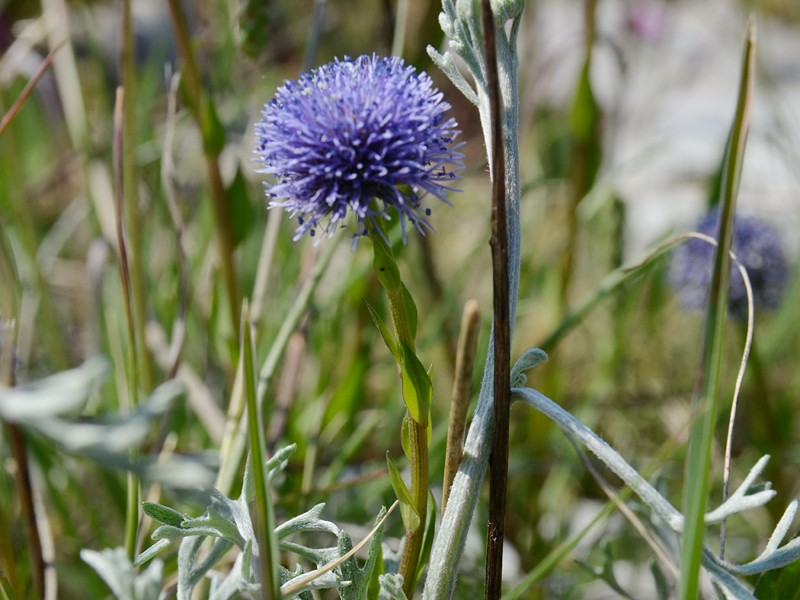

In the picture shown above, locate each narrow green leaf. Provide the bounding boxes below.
[399,342,431,426]
[241,302,281,600]
[371,233,403,294]
[365,300,399,360]
[133,538,171,567]
[0,569,17,600]
[386,453,420,531]
[679,18,756,600]
[201,95,226,156]
[226,167,256,248]
[755,561,800,599]
[415,492,438,584]
[142,501,186,528]
[401,414,411,461]
[401,283,418,340]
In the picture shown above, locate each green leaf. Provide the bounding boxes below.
[415,492,437,584]
[755,561,800,599]
[142,501,186,528]
[399,342,431,426]
[133,539,171,568]
[0,356,109,423]
[371,234,403,294]
[511,348,548,388]
[401,414,411,461]
[679,19,756,600]
[226,167,256,248]
[365,300,398,360]
[378,573,408,600]
[386,453,420,531]
[401,283,418,340]
[201,95,226,156]
[337,506,389,600]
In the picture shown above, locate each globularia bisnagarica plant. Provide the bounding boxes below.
[2,1,800,600]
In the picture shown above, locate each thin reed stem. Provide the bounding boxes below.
[121,0,153,391]
[0,39,65,138]
[241,303,280,600]
[165,0,241,337]
[679,20,755,599]
[442,300,480,515]
[113,88,141,561]
[216,238,340,497]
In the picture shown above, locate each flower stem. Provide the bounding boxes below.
[399,415,428,596]
[370,230,430,596]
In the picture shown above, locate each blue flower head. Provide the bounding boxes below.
[256,54,464,243]
[669,211,790,319]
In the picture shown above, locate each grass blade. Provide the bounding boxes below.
[241,302,280,600]
[678,17,756,600]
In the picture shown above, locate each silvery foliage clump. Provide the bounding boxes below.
[512,351,800,600]
[426,2,800,599]
[0,357,215,488]
[83,445,393,600]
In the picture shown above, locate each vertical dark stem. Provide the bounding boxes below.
[7,424,45,599]
[113,88,141,562]
[165,0,241,336]
[482,1,510,599]
[121,0,153,391]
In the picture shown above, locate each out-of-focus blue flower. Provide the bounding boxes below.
[669,211,790,319]
[256,54,464,243]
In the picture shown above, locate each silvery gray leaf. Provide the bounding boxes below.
[0,356,109,422]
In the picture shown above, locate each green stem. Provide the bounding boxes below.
[113,88,140,562]
[678,19,755,599]
[122,0,153,392]
[216,238,339,497]
[399,416,428,596]
[371,231,429,596]
[165,0,241,336]
[242,303,280,600]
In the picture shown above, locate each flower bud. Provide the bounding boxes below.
[491,0,525,24]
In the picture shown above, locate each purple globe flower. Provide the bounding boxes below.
[669,212,790,319]
[255,54,464,242]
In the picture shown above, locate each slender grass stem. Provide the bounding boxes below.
[679,19,755,599]
[216,238,339,497]
[121,0,153,392]
[165,0,241,337]
[7,424,44,599]
[241,303,280,600]
[0,96,69,370]
[113,88,140,561]
[442,300,480,515]
[0,39,65,138]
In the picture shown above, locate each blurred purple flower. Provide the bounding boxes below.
[256,54,463,243]
[627,4,666,42]
[669,212,790,319]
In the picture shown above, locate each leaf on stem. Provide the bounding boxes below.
[386,452,420,531]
